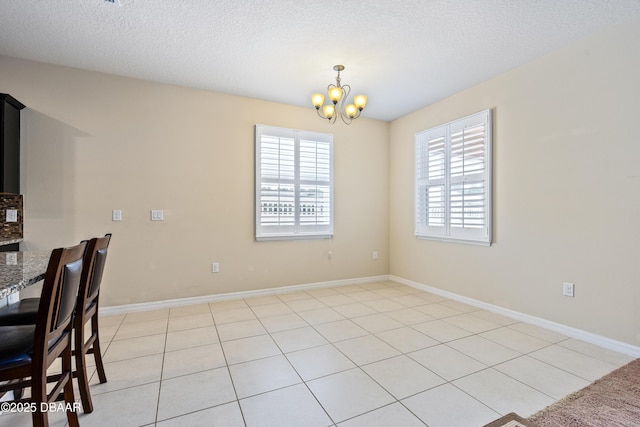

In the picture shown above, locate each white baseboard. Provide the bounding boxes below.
[100,275,391,316]
[390,275,640,358]
[101,273,640,358]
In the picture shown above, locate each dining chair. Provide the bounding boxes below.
[0,234,112,414]
[74,233,111,413]
[0,242,86,427]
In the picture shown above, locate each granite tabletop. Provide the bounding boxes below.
[0,250,51,299]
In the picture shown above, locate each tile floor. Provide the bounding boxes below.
[0,281,634,427]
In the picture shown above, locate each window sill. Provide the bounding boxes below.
[416,234,492,247]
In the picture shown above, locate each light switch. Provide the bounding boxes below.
[112,210,122,221]
[151,210,164,221]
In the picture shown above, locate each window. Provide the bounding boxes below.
[415,110,492,245]
[255,125,333,240]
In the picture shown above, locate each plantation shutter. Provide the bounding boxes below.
[415,110,492,245]
[256,125,333,240]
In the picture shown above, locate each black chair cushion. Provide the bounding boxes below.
[0,298,40,326]
[0,325,36,369]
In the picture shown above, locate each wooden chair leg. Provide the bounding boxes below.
[63,345,80,427]
[75,321,94,413]
[92,315,107,384]
[31,371,48,427]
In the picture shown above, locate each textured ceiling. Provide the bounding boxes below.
[1,0,640,121]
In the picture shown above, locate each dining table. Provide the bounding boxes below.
[0,250,51,300]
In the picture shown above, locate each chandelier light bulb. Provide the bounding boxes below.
[328,87,343,103]
[323,104,335,119]
[345,104,358,118]
[311,93,325,109]
[353,95,368,110]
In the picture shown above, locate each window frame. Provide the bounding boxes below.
[414,110,492,246]
[255,124,334,241]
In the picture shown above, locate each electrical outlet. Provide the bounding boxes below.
[212,262,219,273]
[562,282,575,297]
[112,209,122,221]
[372,251,378,260]
[151,210,164,221]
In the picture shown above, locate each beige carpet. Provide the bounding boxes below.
[529,358,640,426]
[485,358,640,427]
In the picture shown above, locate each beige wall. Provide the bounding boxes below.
[390,17,640,346]
[0,55,390,306]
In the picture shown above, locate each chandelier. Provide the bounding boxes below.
[311,65,368,125]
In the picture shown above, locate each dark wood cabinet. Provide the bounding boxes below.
[1,93,26,195]
[1,94,25,251]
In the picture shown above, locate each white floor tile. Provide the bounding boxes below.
[334,335,401,365]
[402,383,500,427]
[250,302,294,318]
[284,298,327,312]
[221,334,282,365]
[164,325,219,352]
[103,333,166,363]
[229,354,302,398]
[480,326,550,354]
[494,355,590,400]
[216,319,267,341]
[316,294,357,307]
[384,307,435,325]
[376,326,439,353]
[337,402,426,427]
[314,319,369,342]
[408,344,486,381]
[296,307,345,325]
[557,338,635,366]
[89,353,163,394]
[209,299,249,313]
[412,319,473,342]
[351,313,405,333]
[286,344,356,381]
[121,309,169,324]
[162,343,227,379]
[212,307,256,324]
[361,355,445,399]
[271,326,329,353]
[112,317,168,340]
[346,290,381,302]
[507,322,568,343]
[332,303,378,318]
[167,313,214,332]
[363,298,406,312]
[169,303,211,318]
[277,291,313,302]
[156,368,236,421]
[244,295,282,306]
[307,368,394,423]
[259,312,309,332]
[77,382,160,427]
[453,368,554,417]
[529,344,619,381]
[447,335,521,366]
[413,303,462,319]
[444,313,501,334]
[240,383,333,427]
[155,402,245,427]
